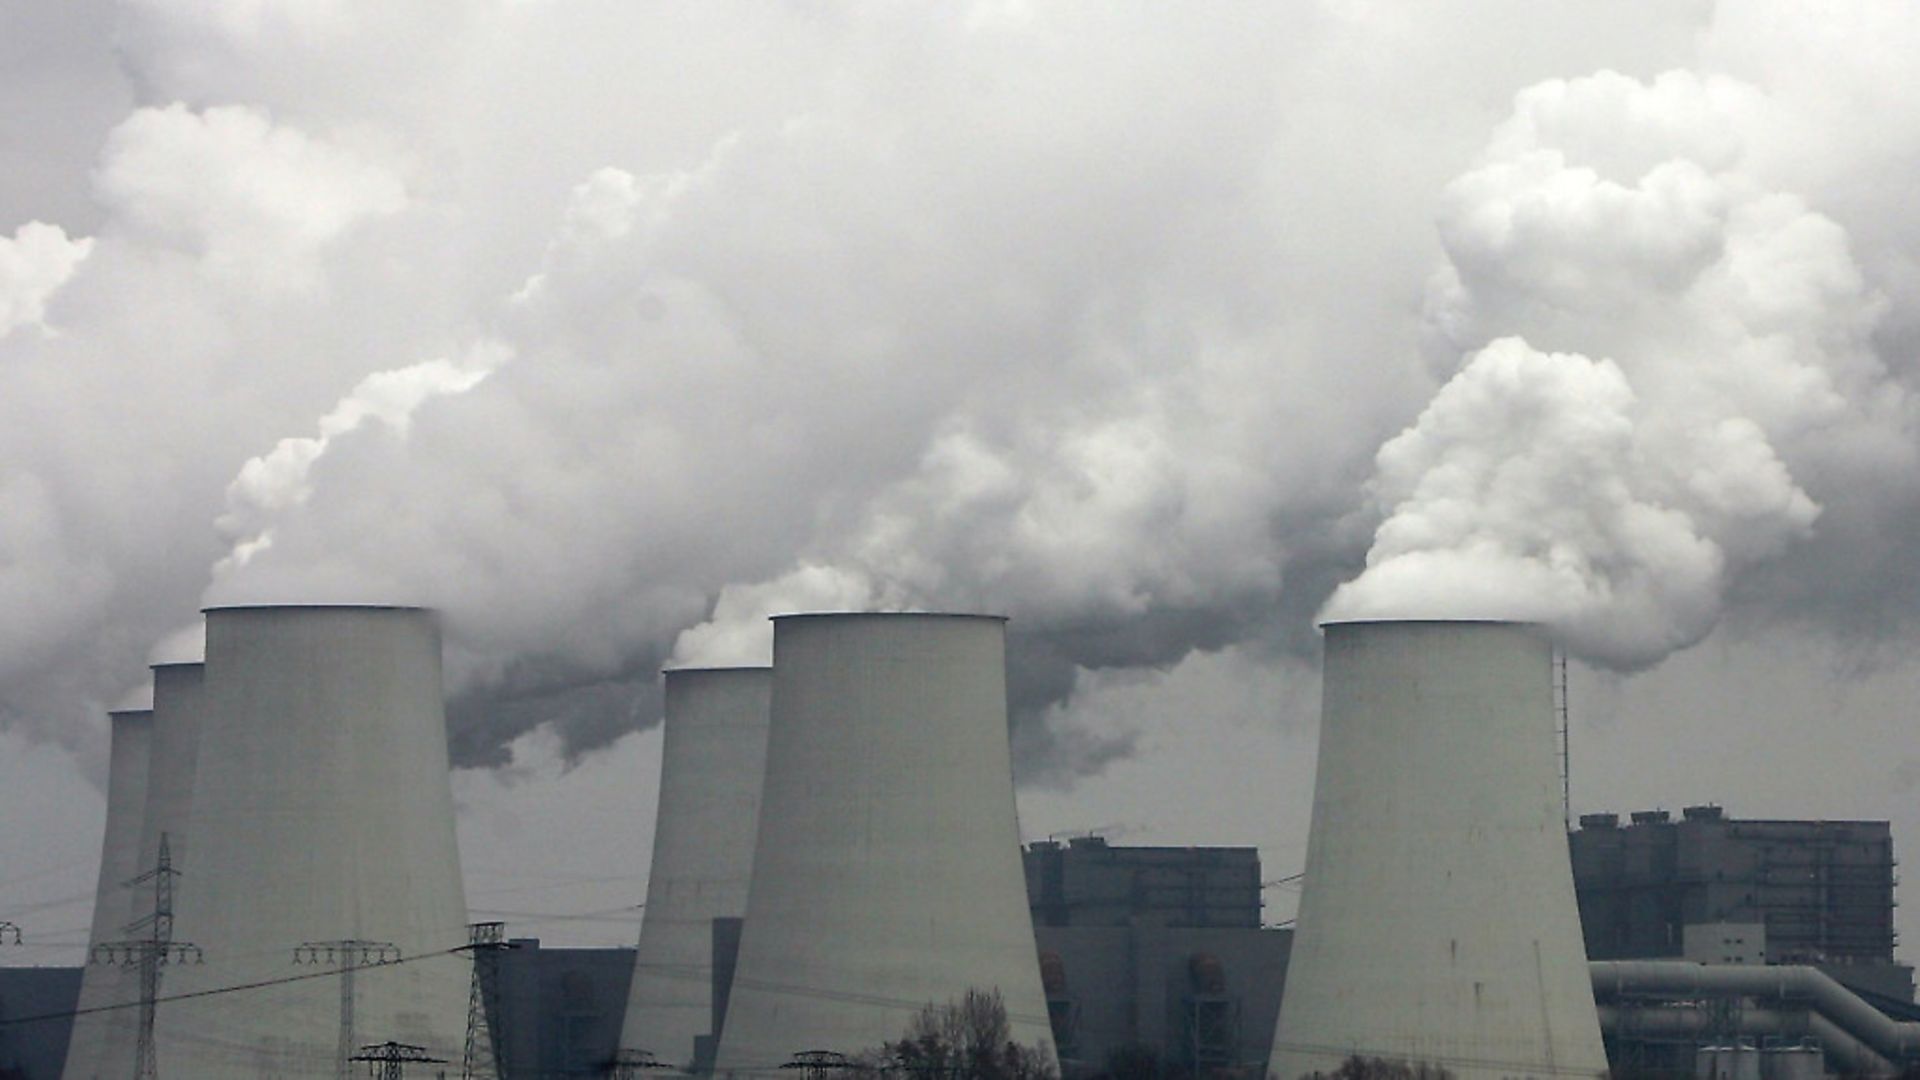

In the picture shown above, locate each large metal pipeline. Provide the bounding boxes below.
[1591,961,1920,1075]
[1595,1002,1890,1076]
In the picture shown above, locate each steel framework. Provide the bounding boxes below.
[351,1040,448,1080]
[295,939,401,1080]
[460,921,513,1079]
[90,832,201,1080]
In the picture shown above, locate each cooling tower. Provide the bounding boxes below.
[712,613,1056,1076]
[620,667,773,1069]
[154,606,473,1076]
[80,664,210,1079]
[61,709,152,1080]
[136,663,205,876]
[1269,620,1607,1080]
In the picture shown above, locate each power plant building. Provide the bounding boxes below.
[1571,806,1910,1000]
[713,613,1057,1075]
[621,666,772,1070]
[1271,620,1608,1080]
[154,605,475,1075]
[1023,838,1291,1076]
[496,938,637,1077]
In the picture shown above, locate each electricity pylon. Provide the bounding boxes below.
[91,832,201,1080]
[350,1040,447,1080]
[460,921,514,1079]
[294,938,399,1080]
[782,1050,857,1080]
[606,1048,670,1079]
[0,921,20,945]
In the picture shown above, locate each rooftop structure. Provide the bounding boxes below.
[1023,837,1262,930]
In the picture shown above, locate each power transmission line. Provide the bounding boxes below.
[0,943,466,1029]
[459,921,512,1080]
[351,1039,447,1080]
[294,938,399,1079]
[89,832,199,1080]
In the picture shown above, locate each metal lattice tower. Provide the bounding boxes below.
[781,1050,857,1080]
[90,831,201,1080]
[605,1049,669,1079]
[460,921,513,1079]
[295,939,400,1080]
[350,1040,447,1080]
[0,921,19,945]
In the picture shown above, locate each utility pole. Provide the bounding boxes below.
[459,921,513,1080]
[605,1049,669,1079]
[295,939,400,1080]
[350,1040,447,1080]
[91,831,201,1080]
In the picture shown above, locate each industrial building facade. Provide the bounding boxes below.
[1571,805,1910,1000]
[9,813,1916,1078]
[1023,838,1289,1076]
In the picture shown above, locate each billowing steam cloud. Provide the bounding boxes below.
[1326,69,1917,667]
[5,3,1920,783]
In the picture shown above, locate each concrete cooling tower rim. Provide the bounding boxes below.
[107,708,154,718]
[660,664,775,675]
[199,602,432,613]
[768,611,1009,622]
[149,661,204,670]
[1317,617,1541,629]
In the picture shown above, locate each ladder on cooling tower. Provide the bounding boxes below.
[1556,650,1572,830]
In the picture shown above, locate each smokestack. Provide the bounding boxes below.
[713,613,1055,1074]
[620,667,773,1069]
[1269,620,1606,1080]
[155,606,473,1075]
[61,709,153,1080]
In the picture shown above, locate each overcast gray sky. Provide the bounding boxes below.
[5,1,1920,966]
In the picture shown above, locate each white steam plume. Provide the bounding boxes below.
[0,222,92,337]
[9,3,1920,784]
[1327,68,1916,666]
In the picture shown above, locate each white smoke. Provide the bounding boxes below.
[7,1,1920,779]
[0,222,93,337]
[94,104,408,292]
[212,342,506,576]
[1327,67,1917,666]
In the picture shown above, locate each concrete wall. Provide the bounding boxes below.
[1038,923,1290,1077]
[622,668,771,1070]
[1,968,82,1080]
[155,606,473,1076]
[497,939,635,1077]
[1272,621,1607,1080]
[61,710,150,1080]
[1573,812,1901,969]
[714,614,1054,1076]
[1025,840,1261,930]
